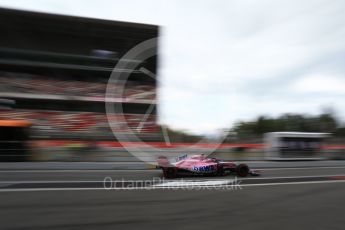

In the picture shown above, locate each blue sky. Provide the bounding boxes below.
[1,0,344,135]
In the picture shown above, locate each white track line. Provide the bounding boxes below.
[260,166,345,171]
[240,174,345,180]
[0,188,106,192]
[1,180,345,192]
[0,180,103,183]
[0,169,154,173]
[241,180,345,187]
[1,177,345,192]
[1,174,345,184]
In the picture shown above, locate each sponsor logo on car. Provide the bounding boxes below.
[192,165,216,172]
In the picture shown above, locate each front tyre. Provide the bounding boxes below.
[236,164,249,177]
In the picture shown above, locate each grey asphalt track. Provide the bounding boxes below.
[1,183,345,230]
[1,165,345,230]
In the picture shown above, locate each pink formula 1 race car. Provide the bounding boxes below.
[157,154,260,179]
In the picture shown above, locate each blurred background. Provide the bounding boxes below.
[1,2,345,230]
[0,1,344,163]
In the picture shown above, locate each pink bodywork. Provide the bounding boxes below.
[158,155,236,173]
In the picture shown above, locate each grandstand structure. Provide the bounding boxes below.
[0,7,159,141]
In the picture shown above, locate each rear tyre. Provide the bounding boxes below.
[216,165,225,176]
[163,167,177,179]
[236,164,249,177]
